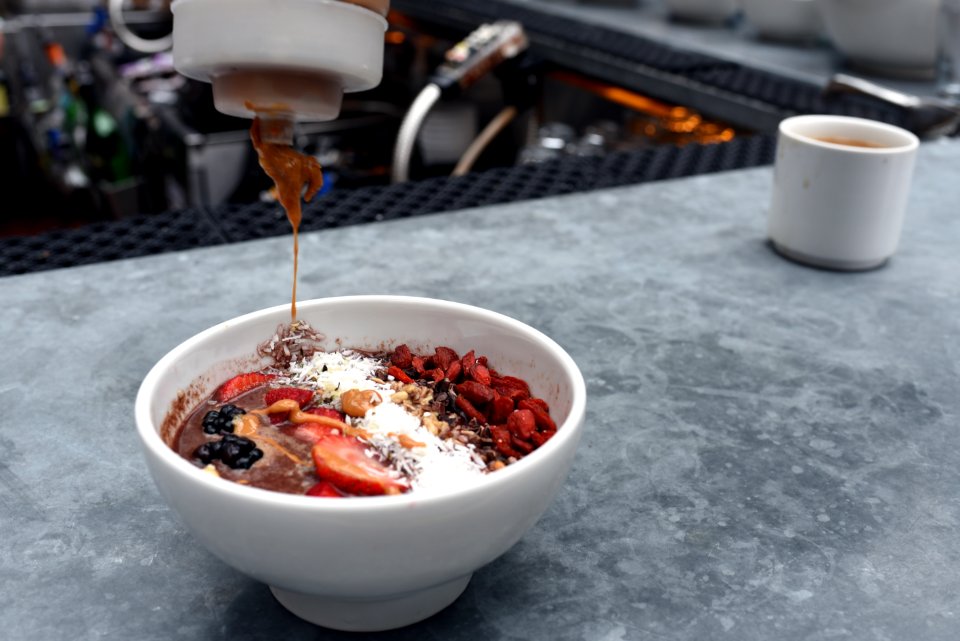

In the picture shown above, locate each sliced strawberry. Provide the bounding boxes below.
[289,422,340,444]
[306,481,345,498]
[216,372,275,402]
[311,434,408,496]
[265,387,314,407]
[304,406,346,422]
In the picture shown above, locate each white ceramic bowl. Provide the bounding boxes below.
[742,0,821,41]
[816,0,941,77]
[134,296,587,631]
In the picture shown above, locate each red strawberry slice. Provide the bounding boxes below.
[305,481,345,498]
[311,434,408,496]
[265,387,314,407]
[289,422,340,444]
[304,406,346,422]
[216,372,275,402]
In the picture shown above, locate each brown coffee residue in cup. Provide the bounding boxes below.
[813,136,887,149]
[249,118,324,321]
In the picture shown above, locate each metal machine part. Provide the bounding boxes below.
[391,20,528,183]
[825,74,960,139]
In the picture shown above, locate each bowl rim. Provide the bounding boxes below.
[134,295,588,511]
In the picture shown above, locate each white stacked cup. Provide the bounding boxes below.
[768,115,919,271]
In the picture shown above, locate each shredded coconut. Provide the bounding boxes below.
[359,402,486,493]
[281,349,487,491]
[283,351,391,404]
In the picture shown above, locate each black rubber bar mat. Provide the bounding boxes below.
[392,0,910,126]
[0,134,776,276]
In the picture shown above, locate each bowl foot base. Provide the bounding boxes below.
[270,574,472,631]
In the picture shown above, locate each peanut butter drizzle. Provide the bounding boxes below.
[393,433,426,449]
[239,399,370,440]
[233,396,425,454]
[340,389,383,419]
[249,117,324,321]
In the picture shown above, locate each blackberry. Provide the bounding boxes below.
[201,404,246,435]
[232,449,264,470]
[193,433,263,470]
[219,434,260,469]
[194,440,223,464]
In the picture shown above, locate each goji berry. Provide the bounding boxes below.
[491,384,529,402]
[455,394,487,423]
[387,366,414,384]
[529,406,556,432]
[490,425,522,458]
[457,380,495,405]
[391,344,413,369]
[491,376,530,401]
[445,360,462,383]
[411,356,426,375]
[511,435,534,454]
[460,350,476,377]
[469,364,492,386]
[506,409,537,440]
[530,430,555,447]
[434,346,459,370]
[518,397,550,414]
[488,395,514,424]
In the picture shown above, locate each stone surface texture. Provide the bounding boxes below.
[1,139,959,640]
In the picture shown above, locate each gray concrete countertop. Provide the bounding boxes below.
[508,0,942,97]
[2,138,960,640]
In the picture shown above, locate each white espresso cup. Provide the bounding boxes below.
[768,115,919,270]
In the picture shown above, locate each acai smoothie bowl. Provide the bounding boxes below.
[134,296,587,631]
